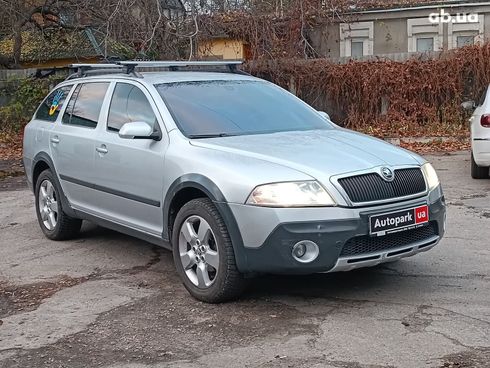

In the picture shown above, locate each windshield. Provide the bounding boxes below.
[155,80,332,137]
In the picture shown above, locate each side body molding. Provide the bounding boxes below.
[32,151,169,249]
[163,174,249,272]
[29,161,250,272]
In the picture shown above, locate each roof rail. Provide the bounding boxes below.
[66,60,246,80]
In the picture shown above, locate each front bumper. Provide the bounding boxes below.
[229,187,446,274]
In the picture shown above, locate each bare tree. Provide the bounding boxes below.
[85,0,192,59]
[0,0,346,67]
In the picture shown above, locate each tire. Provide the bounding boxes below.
[172,198,247,303]
[471,152,489,179]
[34,169,82,240]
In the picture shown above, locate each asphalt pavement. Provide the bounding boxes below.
[0,151,489,368]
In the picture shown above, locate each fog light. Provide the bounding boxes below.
[293,243,307,258]
[292,240,320,263]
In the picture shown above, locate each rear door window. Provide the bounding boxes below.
[62,82,109,128]
[35,86,73,122]
[107,83,157,132]
[478,87,488,106]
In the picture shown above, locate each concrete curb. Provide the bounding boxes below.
[384,136,469,145]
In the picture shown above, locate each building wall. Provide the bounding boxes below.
[309,24,341,58]
[373,18,408,54]
[485,14,490,39]
[198,39,245,60]
[310,4,490,58]
[200,4,490,60]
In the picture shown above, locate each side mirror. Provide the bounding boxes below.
[119,122,160,140]
[317,111,331,120]
[461,100,476,110]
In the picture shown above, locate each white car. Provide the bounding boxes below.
[466,88,490,179]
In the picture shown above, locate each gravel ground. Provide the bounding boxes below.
[0,151,489,368]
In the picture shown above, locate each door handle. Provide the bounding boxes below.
[96,145,108,154]
[50,136,60,144]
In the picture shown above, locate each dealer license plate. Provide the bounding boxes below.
[369,205,429,236]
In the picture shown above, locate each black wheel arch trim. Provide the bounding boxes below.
[163,174,249,272]
[32,152,77,218]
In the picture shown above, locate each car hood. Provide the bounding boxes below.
[189,129,423,178]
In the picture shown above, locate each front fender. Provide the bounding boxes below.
[163,174,250,273]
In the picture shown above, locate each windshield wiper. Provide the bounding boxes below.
[187,133,237,139]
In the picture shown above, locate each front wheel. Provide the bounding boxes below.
[471,152,489,179]
[172,198,247,303]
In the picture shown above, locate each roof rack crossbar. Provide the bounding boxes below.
[118,60,242,66]
[66,60,246,80]
[117,60,243,73]
[70,63,123,68]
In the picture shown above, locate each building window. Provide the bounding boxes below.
[417,37,434,52]
[340,22,374,58]
[351,41,364,57]
[457,35,475,48]
[448,14,484,49]
[407,18,443,53]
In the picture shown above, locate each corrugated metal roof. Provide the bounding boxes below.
[0,28,133,63]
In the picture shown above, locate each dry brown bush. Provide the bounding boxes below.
[246,45,490,137]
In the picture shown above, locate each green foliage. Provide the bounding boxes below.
[0,102,25,132]
[0,77,58,132]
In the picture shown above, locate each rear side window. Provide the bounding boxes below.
[478,87,488,106]
[35,86,72,122]
[62,82,109,128]
[107,83,157,132]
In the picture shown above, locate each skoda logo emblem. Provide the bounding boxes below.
[381,167,395,182]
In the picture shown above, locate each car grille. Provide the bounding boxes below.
[338,168,426,204]
[340,222,438,257]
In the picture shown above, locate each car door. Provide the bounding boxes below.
[50,81,110,211]
[92,81,167,236]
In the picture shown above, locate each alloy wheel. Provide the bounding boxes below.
[38,179,58,230]
[178,215,219,288]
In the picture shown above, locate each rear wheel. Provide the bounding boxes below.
[172,198,247,303]
[35,169,82,240]
[471,152,489,179]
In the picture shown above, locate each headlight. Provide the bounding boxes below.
[421,163,440,190]
[246,181,336,207]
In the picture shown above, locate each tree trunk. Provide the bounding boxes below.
[13,27,22,68]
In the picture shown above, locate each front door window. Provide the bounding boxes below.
[107,83,157,132]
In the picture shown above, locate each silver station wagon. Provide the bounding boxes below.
[23,61,446,303]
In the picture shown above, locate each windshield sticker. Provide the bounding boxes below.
[49,90,65,116]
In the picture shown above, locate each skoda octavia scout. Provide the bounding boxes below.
[23,61,446,303]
